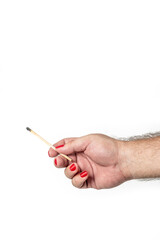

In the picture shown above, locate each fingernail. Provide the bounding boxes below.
[48,151,50,157]
[80,171,88,178]
[54,158,57,166]
[56,144,64,149]
[69,163,76,171]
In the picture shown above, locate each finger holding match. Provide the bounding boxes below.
[53,155,69,168]
[53,153,76,168]
[48,141,66,158]
[48,137,77,158]
[48,148,59,158]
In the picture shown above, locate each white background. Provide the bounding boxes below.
[0,1,160,239]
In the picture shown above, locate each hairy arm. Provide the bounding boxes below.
[120,133,160,180]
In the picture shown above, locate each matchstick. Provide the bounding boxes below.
[26,127,72,162]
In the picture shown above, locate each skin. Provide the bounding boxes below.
[48,134,160,189]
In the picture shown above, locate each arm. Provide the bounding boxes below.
[120,134,160,180]
[48,132,160,189]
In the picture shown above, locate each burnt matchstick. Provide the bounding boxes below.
[26,127,72,162]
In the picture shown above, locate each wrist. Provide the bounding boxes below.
[118,140,134,180]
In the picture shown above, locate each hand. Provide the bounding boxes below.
[48,134,128,189]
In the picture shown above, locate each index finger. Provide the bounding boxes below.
[48,137,77,157]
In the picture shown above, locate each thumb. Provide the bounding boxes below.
[56,136,89,155]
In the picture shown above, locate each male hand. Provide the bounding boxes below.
[48,134,128,189]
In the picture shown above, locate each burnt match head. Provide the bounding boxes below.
[26,127,31,132]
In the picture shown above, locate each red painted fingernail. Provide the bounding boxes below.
[80,171,88,178]
[69,163,76,171]
[56,144,64,149]
[54,158,57,166]
[48,151,50,157]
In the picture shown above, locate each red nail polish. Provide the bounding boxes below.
[48,151,50,157]
[80,171,88,178]
[69,163,76,171]
[54,158,57,166]
[56,144,64,149]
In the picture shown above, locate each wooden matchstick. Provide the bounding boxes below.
[26,127,72,162]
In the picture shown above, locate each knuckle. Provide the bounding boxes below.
[63,137,72,144]
[63,138,68,143]
[72,177,82,188]
[64,168,72,179]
